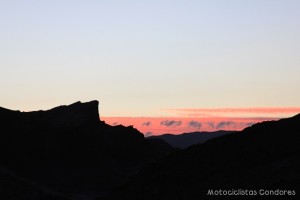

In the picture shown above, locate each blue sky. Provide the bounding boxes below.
[1,0,300,117]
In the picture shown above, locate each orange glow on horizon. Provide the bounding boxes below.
[102,107,300,136]
[101,116,278,136]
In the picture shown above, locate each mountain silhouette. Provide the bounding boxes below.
[0,101,172,200]
[148,130,235,149]
[106,114,300,200]
[1,101,299,200]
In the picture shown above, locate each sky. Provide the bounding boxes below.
[1,1,300,135]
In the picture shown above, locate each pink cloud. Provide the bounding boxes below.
[101,107,300,135]
[101,116,278,136]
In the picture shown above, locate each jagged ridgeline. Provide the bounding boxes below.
[0,101,299,200]
[0,101,172,200]
[107,114,300,200]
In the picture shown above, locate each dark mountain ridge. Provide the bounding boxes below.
[0,101,172,200]
[1,101,299,200]
[148,130,235,149]
[107,114,300,200]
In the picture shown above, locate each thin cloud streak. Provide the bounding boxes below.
[160,120,182,127]
[142,121,152,126]
[164,107,300,117]
[216,121,235,129]
[188,120,202,129]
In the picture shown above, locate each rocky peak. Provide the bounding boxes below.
[0,100,101,128]
[47,100,100,125]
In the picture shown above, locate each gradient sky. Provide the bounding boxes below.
[1,1,300,134]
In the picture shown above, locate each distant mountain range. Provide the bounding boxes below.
[148,130,235,149]
[0,101,299,200]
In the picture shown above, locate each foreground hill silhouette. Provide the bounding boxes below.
[106,114,300,200]
[0,101,172,200]
[1,101,299,200]
[149,130,235,149]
